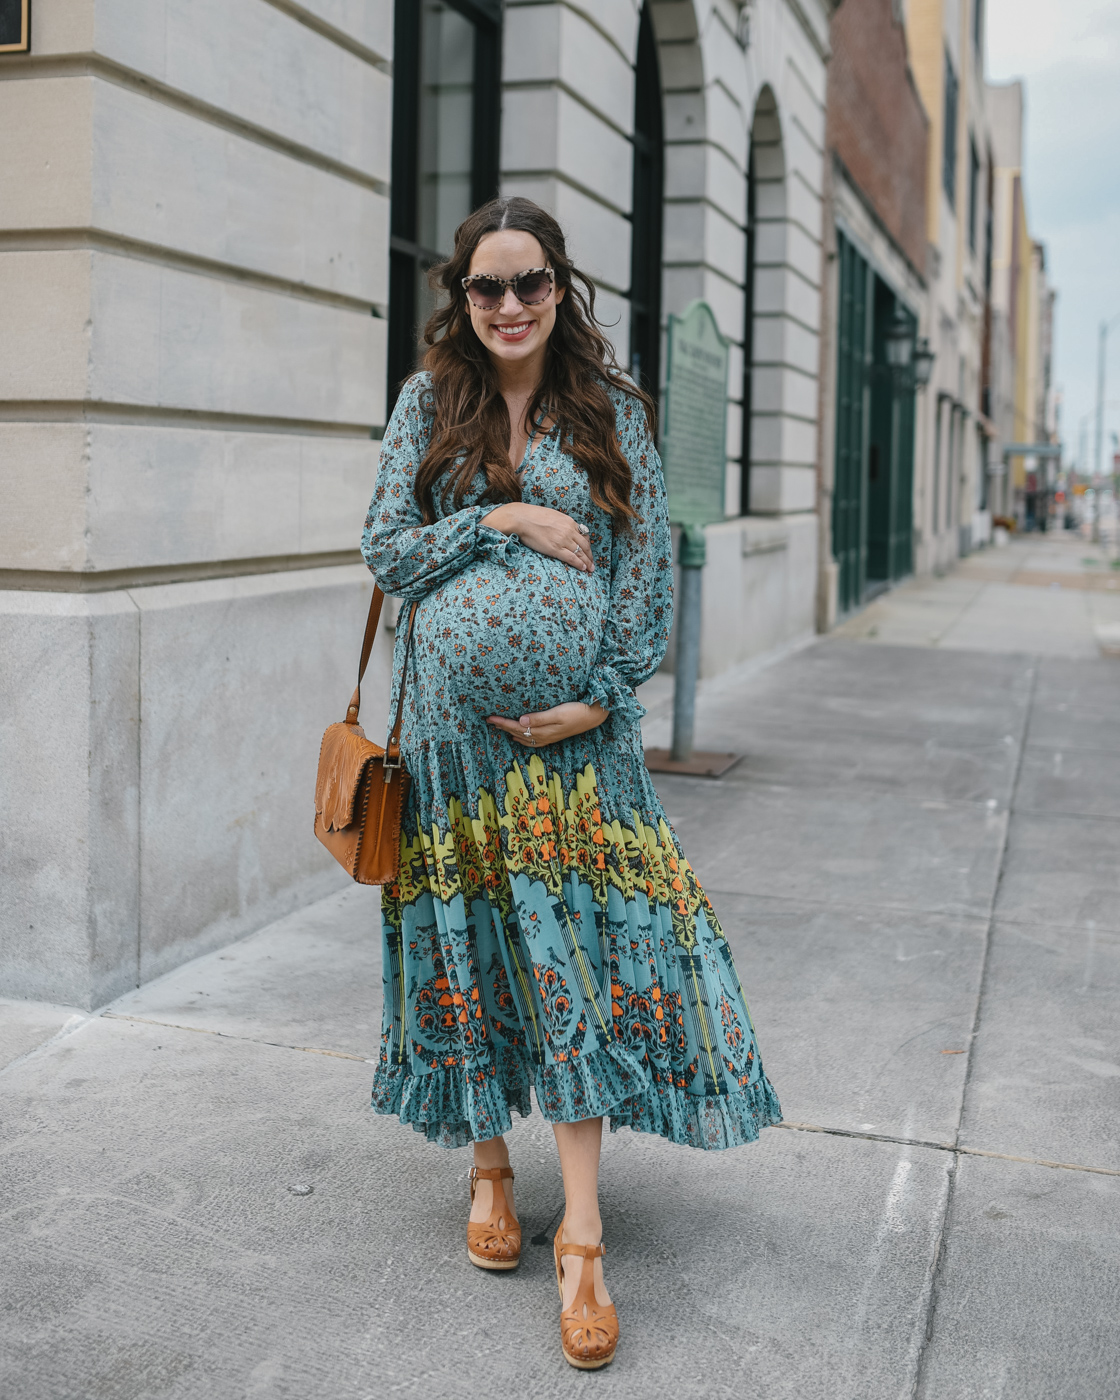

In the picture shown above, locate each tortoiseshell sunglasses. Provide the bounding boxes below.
[460,267,556,309]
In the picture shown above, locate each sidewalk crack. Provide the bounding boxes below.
[101,1012,372,1063]
[773,1120,1120,1178]
[907,656,1039,1397]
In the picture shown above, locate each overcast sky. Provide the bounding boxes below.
[985,0,1120,472]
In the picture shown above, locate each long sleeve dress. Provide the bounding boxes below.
[361,371,780,1150]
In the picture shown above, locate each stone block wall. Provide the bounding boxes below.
[0,0,394,1007]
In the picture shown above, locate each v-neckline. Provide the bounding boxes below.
[517,406,553,484]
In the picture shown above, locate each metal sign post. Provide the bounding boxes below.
[645,301,740,779]
[669,523,707,761]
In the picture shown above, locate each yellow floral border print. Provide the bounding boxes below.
[382,756,719,953]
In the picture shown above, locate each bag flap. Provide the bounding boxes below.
[315,722,385,832]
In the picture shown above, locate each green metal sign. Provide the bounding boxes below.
[660,300,730,527]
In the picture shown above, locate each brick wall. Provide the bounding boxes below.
[828,0,929,275]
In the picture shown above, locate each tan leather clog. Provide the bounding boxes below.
[553,1223,619,1369]
[466,1166,521,1270]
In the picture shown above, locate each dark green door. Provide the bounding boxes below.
[832,234,870,613]
[866,279,894,583]
[867,281,917,584]
[838,250,917,605]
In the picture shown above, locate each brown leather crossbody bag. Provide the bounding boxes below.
[313,587,417,885]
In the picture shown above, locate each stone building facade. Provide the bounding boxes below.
[1,0,836,1005]
[985,78,1056,524]
[1,1,401,1007]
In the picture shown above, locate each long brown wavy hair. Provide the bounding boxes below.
[411,197,656,527]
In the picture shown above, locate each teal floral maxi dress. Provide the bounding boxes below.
[361,372,781,1150]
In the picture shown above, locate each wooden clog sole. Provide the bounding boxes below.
[468,1248,520,1271]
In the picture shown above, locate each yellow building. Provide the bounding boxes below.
[987,80,1055,523]
[905,0,992,564]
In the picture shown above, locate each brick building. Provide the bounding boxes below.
[818,0,930,622]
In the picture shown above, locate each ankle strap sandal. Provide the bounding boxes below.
[553,1225,619,1369]
[467,1166,521,1271]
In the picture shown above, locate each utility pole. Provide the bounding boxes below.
[1096,313,1120,477]
[1095,321,1106,478]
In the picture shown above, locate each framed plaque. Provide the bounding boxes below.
[659,300,730,527]
[0,0,30,54]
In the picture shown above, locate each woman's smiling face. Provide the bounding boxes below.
[465,229,565,368]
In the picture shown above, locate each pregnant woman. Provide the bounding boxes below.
[361,197,780,1369]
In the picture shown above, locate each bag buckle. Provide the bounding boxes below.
[382,746,403,779]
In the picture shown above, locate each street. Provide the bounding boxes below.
[2,530,1118,1399]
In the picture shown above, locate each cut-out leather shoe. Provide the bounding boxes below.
[467,1166,521,1270]
[553,1223,619,1369]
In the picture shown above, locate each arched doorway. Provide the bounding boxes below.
[628,3,664,399]
[741,141,756,513]
[742,88,786,515]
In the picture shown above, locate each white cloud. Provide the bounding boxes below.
[987,0,1120,78]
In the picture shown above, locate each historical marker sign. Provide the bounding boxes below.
[0,0,31,54]
[660,300,730,526]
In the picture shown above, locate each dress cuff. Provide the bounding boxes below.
[477,523,522,564]
[580,662,647,733]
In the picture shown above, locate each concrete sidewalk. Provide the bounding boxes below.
[3,534,1119,1399]
[831,528,1120,658]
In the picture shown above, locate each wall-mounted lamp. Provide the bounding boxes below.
[878,308,935,391]
[912,337,935,388]
[884,307,914,370]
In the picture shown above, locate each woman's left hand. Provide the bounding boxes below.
[487,702,609,747]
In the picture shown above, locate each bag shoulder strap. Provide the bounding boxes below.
[358,586,386,685]
[345,586,384,725]
[382,602,417,770]
[345,587,418,757]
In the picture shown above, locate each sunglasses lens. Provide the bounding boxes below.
[467,278,504,308]
[514,272,552,304]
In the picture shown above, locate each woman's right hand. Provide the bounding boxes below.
[481,502,594,573]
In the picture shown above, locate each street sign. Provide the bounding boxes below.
[660,300,729,526]
[644,301,739,778]
[0,0,31,54]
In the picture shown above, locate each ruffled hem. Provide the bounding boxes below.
[371,1042,781,1152]
[535,1037,648,1122]
[609,1072,783,1151]
[371,1043,533,1149]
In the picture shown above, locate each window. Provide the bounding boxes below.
[980,153,994,417]
[628,4,664,399]
[387,0,502,414]
[942,49,958,208]
[968,139,980,254]
[832,232,870,612]
[740,145,756,514]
